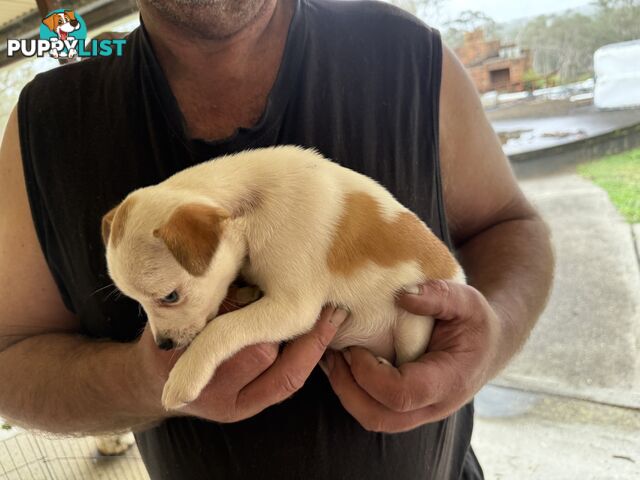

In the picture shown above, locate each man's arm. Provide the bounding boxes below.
[0,105,345,435]
[322,45,554,432]
[0,106,162,433]
[439,44,553,372]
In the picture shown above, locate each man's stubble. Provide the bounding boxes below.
[140,0,274,39]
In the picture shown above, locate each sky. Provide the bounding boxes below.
[440,0,593,23]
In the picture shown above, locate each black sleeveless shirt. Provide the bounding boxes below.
[18,1,483,478]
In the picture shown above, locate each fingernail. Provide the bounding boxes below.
[403,285,423,295]
[330,308,349,326]
[342,349,352,366]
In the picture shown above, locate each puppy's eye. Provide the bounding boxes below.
[160,290,180,304]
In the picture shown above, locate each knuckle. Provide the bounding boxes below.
[464,286,491,324]
[310,330,332,352]
[213,404,239,423]
[427,280,455,317]
[388,388,414,413]
[248,344,278,366]
[465,286,486,306]
[429,279,452,299]
[279,371,306,395]
[450,370,467,397]
[361,414,387,433]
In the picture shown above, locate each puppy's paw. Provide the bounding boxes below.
[161,354,218,410]
[96,433,135,456]
[161,374,198,411]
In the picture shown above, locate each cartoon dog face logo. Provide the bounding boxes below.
[41,10,81,58]
[42,10,80,41]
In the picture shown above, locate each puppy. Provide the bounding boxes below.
[101,146,465,410]
[41,10,80,58]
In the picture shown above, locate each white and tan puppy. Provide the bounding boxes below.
[101,146,465,410]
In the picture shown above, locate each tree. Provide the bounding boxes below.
[519,13,598,81]
[441,10,500,48]
[591,0,640,44]
[519,1,640,82]
[385,0,445,24]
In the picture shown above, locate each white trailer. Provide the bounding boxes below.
[594,40,640,109]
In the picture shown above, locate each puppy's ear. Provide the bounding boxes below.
[66,10,76,21]
[154,204,230,276]
[101,206,118,246]
[42,14,58,32]
[101,198,135,247]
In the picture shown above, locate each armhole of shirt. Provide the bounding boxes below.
[17,83,76,314]
[429,29,454,250]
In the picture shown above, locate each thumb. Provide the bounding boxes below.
[397,280,477,320]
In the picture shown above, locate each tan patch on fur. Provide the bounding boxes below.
[101,197,135,247]
[154,203,229,276]
[327,192,457,279]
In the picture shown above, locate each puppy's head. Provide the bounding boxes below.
[102,189,241,349]
[42,11,79,35]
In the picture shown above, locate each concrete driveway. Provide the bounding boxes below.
[472,173,640,479]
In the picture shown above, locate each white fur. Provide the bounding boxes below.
[105,146,465,409]
[95,433,135,456]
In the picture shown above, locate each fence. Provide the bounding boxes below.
[0,430,148,480]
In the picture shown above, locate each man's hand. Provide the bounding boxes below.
[323,280,501,433]
[134,305,348,423]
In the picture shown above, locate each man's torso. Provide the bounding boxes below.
[17,1,481,478]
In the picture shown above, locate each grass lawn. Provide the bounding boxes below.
[578,148,640,223]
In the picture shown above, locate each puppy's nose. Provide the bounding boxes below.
[70,19,78,27]
[156,337,175,351]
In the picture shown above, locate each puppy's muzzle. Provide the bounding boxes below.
[156,337,175,350]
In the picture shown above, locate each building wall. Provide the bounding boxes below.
[455,30,532,93]
[455,30,501,66]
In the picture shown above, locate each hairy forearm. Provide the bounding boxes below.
[0,333,163,435]
[457,214,554,374]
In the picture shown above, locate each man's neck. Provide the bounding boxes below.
[140,0,294,140]
[142,1,282,82]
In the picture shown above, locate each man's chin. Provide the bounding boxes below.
[142,0,271,40]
